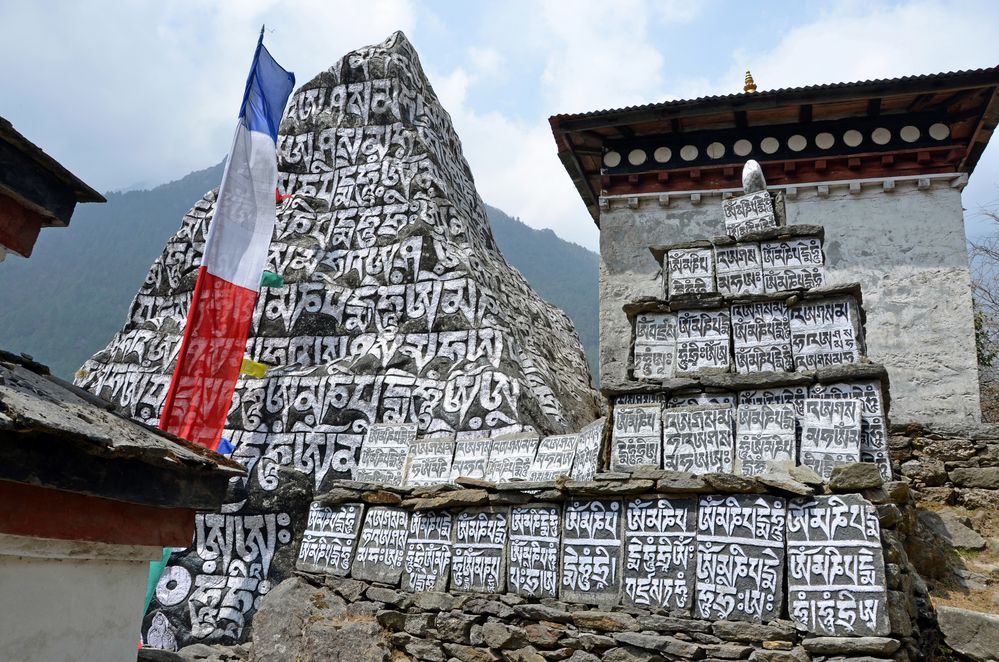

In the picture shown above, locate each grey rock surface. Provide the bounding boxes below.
[937,606,999,662]
[917,510,987,550]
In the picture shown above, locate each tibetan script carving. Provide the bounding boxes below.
[354,423,416,486]
[695,495,786,622]
[485,434,540,482]
[570,417,605,481]
[676,309,731,374]
[731,301,793,373]
[351,506,410,584]
[527,434,579,481]
[402,511,453,592]
[734,404,797,476]
[811,381,891,480]
[738,386,807,417]
[623,497,696,612]
[715,243,764,296]
[508,505,561,599]
[723,191,776,240]
[297,502,363,576]
[667,248,715,296]
[789,298,861,371]
[450,438,492,480]
[451,508,508,593]
[561,499,623,605]
[632,312,676,380]
[404,435,456,486]
[800,399,862,479]
[611,404,662,471]
[662,405,734,474]
[786,494,890,636]
[761,237,825,293]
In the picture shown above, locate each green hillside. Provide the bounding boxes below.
[0,164,599,381]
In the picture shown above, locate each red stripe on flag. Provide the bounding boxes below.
[159,266,256,450]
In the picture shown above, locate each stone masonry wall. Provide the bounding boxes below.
[246,466,934,662]
[598,179,980,425]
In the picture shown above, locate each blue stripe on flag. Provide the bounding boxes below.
[239,36,295,142]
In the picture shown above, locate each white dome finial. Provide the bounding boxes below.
[742,159,766,194]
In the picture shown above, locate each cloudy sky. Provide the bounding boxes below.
[4,0,999,250]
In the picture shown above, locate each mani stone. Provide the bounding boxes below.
[723,190,776,240]
[451,507,509,593]
[675,309,732,374]
[571,417,605,481]
[401,510,454,593]
[739,386,807,417]
[297,501,365,576]
[761,237,825,293]
[622,497,696,613]
[450,438,492,481]
[811,381,891,480]
[611,404,662,471]
[734,404,796,476]
[695,494,786,623]
[715,243,764,296]
[561,499,624,606]
[632,312,677,380]
[485,435,540,482]
[786,495,890,636]
[527,434,579,481]
[800,399,861,480]
[789,297,861,371]
[731,301,793,374]
[662,405,734,474]
[405,435,456,487]
[351,506,410,584]
[354,423,417,486]
[667,247,716,296]
[670,390,736,408]
[508,504,561,599]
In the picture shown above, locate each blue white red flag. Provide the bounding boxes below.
[159,30,294,450]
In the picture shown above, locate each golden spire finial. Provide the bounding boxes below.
[744,70,757,94]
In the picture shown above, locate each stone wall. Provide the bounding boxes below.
[598,178,980,425]
[242,467,934,662]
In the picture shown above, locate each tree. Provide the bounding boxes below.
[968,209,999,421]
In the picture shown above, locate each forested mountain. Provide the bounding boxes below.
[0,164,599,380]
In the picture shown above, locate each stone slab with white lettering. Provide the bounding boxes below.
[786,494,890,636]
[450,438,492,481]
[800,398,862,479]
[676,309,732,374]
[351,506,410,584]
[296,501,365,576]
[508,504,561,599]
[485,434,540,482]
[404,435,456,486]
[354,423,416,486]
[617,392,672,405]
[611,404,662,471]
[450,508,509,593]
[571,417,606,481]
[761,237,825,292]
[734,404,797,476]
[401,510,454,592]
[738,386,808,417]
[695,495,786,623]
[527,434,579,481]
[811,381,891,480]
[662,405,734,474]
[561,499,623,605]
[715,243,764,296]
[789,298,861,371]
[632,312,677,380]
[667,248,716,296]
[723,191,777,240]
[670,391,736,408]
[623,497,696,612]
[730,301,792,374]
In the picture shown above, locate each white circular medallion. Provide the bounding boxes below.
[680,145,698,161]
[628,149,647,166]
[872,127,891,145]
[706,142,725,159]
[653,146,672,163]
[843,129,863,147]
[788,134,807,152]
[900,125,920,143]
[603,151,622,167]
[760,137,779,154]
[929,123,950,140]
[733,139,752,156]
[156,565,192,607]
[815,132,834,149]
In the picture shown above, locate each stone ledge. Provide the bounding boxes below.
[649,224,826,264]
[622,282,865,317]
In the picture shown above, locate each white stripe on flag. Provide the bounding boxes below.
[201,123,277,291]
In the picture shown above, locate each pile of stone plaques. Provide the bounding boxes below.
[295,488,890,634]
[352,419,606,487]
[619,184,892,481]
